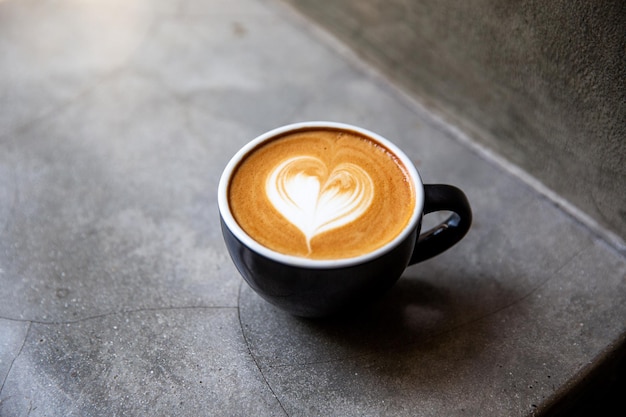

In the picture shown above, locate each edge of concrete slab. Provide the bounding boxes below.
[270,0,626,259]
[540,333,626,417]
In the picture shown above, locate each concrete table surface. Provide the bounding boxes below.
[0,0,624,416]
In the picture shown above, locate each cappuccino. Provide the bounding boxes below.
[228,127,416,260]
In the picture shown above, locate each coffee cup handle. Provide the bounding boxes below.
[409,184,472,265]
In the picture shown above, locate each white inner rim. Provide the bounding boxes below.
[217,121,425,269]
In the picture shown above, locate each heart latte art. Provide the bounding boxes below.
[228,128,416,260]
[266,156,374,251]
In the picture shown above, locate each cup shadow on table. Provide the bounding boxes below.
[295,269,525,364]
[239,264,528,386]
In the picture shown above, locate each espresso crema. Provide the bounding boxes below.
[228,128,416,260]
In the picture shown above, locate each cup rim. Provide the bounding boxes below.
[217,121,425,269]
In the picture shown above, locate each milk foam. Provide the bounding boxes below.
[266,156,374,251]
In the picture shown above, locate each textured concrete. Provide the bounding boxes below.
[282,0,626,245]
[0,0,624,416]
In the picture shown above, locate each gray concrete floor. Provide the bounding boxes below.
[0,0,624,416]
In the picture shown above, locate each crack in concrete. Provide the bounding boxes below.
[0,305,238,326]
[0,304,242,407]
[0,322,31,399]
[236,281,290,417]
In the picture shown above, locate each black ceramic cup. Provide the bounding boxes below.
[218,122,472,317]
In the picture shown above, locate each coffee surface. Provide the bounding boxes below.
[228,128,416,259]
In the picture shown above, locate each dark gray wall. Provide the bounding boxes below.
[283,0,626,241]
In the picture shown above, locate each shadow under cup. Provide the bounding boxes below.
[218,122,472,318]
